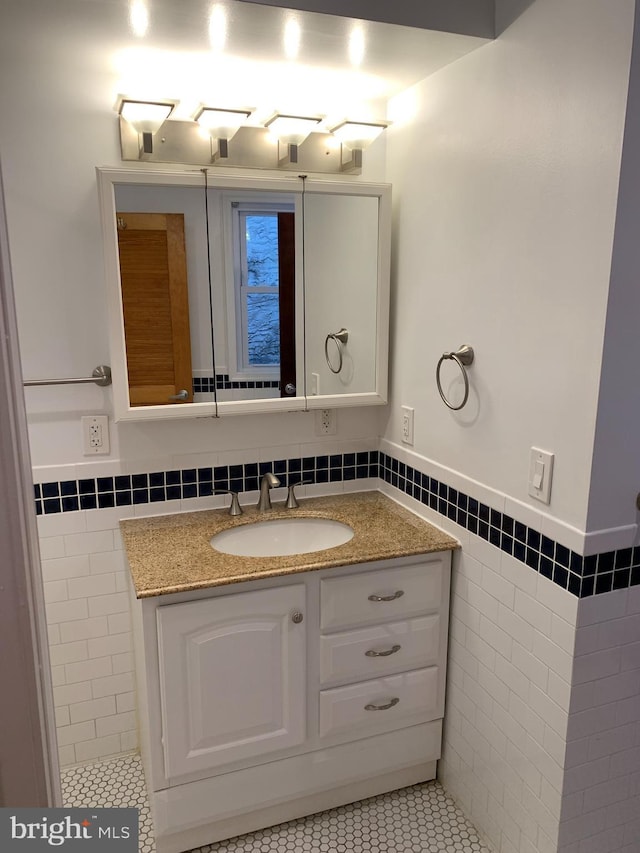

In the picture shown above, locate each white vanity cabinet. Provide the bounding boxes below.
[130,552,451,853]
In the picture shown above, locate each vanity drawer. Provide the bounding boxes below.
[320,559,444,631]
[319,615,440,685]
[319,667,440,739]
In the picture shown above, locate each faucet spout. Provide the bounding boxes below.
[257,472,281,511]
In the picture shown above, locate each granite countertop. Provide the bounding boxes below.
[120,491,459,598]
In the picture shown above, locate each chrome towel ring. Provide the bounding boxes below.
[436,344,474,410]
[324,328,349,374]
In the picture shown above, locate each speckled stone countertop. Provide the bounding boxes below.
[120,491,459,599]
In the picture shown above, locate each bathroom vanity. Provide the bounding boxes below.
[122,492,457,853]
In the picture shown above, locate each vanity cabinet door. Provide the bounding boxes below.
[156,584,306,779]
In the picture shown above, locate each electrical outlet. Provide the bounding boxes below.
[401,406,414,445]
[315,408,336,435]
[82,415,110,455]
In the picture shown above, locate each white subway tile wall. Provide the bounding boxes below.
[40,511,136,766]
[558,586,640,853]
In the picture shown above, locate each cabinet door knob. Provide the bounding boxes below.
[291,611,304,624]
[368,590,404,602]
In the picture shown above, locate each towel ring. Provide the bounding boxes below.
[325,328,349,374]
[436,344,474,410]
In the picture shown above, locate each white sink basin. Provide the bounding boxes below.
[210,517,354,557]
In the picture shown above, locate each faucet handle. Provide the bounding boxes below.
[214,490,243,516]
[285,481,309,509]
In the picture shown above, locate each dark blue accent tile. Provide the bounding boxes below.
[501,516,513,537]
[115,475,131,491]
[489,527,501,548]
[501,534,513,555]
[98,492,115,508]
[596,572,613,595]
[330,455,342,470]
[115,491,132,507]
[132,474,148,490]
[214,476,229,492]
[514,522,527,544]
[439,498,447,515]
[405,466,414,483]
[316,469,328,484]
[448,487,458,505]
[230,478,243,492]
[633,546,640,567]
[631,566,640,587]
[62,496,79,512]
[468,497,478,516]
[581,576,595,598]
[555,544,570,568]
[526,548,539,570]
[182,483,197,499]
[370,450,380,465]
[369,464,380,479]
[615,549,633,570]
[430,478,439,495]
[539,556,554,579]
[419,473,429,490]
[570,552,584,575]
[80,494,97,510]
[413,469,422,485]
[182,469,197,484]
[568,573,581,597]
[214,466,229,481]
[198,481,213,497]
[344,467,356,481]
[42,482,60,498]
[391,473,399,488]
[583,555,598,576]
[429,493,438,511]
[34,483,41,499]
[356,465,368,479]
[597,551,615,573]
[132,489,148,505]
[479,504,490,523]
[613,568,630,590]
[457,510,468,528]
[35,500,43,515]
[287,459,301,475]
[198,468,213,482]
[330,469,342,482]
[527,529,541,551]
[150,487,165,502]
[490,509,502,529]
[391,458,399,474]
[316,456,329,470]
[398,462,406,478]
[479,521,489,541]
[356,452,368,466]
[468,516,478,535]
[97,477,114,493]
[447,503,457,521]
[60,480,78,496]
[513,541,526,562]
[44,498,61,514]
[457,492,468,511]
[149,472,165,487]
[229,465,243,481]
[540,535,555,558]
[245,476,259,492]
[420,488,429,504]
[553,565,568,589]
[439,482,448,498]
[166,486,181,501]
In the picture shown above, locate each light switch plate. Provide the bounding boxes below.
[528,447,554,504]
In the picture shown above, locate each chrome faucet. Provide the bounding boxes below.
[257,472,281,511]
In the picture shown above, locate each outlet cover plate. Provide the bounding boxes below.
[82,415,110,455]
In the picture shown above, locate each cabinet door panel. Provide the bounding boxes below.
[157,584,305,778]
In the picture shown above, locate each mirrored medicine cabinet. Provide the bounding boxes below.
[97,167,391,421]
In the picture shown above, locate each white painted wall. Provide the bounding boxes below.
[383,0,634,535]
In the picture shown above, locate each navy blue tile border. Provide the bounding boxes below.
[193,375,280,393]
[33,449,639,600]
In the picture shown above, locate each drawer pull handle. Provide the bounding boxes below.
[365,644,401,658]
[365,697,400,711]
[368,590,404,602]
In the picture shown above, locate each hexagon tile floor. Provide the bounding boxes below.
[61,753,492,853]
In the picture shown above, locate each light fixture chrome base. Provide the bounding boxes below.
[119,117,361,174]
